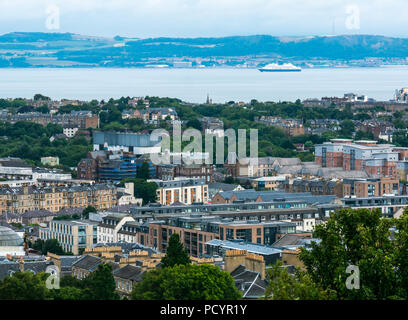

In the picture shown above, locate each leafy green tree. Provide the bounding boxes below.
[50,286,84,300]
[0,272,50,300]
[82,205,97,219]
[81,264,119,300]
[161,233,191,268]
[265,261,336,300]
[131,264,241,300]
[122,178,157,204]
[339,120,355,138]
[136,162,151,180]
[31,239,67,255]
[300,208,399,300]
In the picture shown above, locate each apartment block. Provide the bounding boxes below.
[148,215,297,257]
[0,110,99,129]
[152,178,209,205]
[39,219,98,255]
[0,183,117,214]
[315,139,399,177]
[343,177,399,197]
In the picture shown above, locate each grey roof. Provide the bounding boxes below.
[231,265,268,299]
[21,209,56,219]
[271,234,312,248]
[113,264,144,281]
[72,255,102,271]
[208,182,240,192]
[206,239,282,256]
[92,242,159,255]
[0,260,54,280]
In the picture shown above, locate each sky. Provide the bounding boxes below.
[0,0,407,38]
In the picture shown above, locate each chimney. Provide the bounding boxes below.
[19,256,24,272]
[244,253,266,279]
[224,250,247,274]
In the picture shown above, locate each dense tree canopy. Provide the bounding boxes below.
[299,208,408,300]
[131,264,241,300]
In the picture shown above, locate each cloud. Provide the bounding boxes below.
[0,0,407,37]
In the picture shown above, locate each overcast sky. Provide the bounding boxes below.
[0,0,407,38]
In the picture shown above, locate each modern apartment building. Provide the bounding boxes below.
[148,215,298,257]
[39,219,98,255]
[343,177,399,197]
[315,139,399,177]
[152,178,209,205]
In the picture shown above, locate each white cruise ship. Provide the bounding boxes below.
[259,63,301,72]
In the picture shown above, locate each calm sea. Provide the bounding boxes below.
[0,67,407,103]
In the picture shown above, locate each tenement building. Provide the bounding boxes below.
[0,184,117,214]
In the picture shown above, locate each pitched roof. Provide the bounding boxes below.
[231,265,268,299]
[72,255,102,271]
[113,264,144,281]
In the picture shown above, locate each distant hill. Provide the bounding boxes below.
[1,32,408,67]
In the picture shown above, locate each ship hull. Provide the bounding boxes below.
[259,69,301,72]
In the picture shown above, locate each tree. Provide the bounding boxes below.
[31,239,68,255]
[299,208,400,300]
[82,205,97,219]
[131,264,241,300]
[0,272,50,300]
[265,261,336,300]
[122,178,158,204]
[136,162,151,180]
[161,233,191,268]
[81,263,119,300]
[339,120,355,138]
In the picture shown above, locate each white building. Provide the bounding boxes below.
[63,127,79,138]
[151,178,209,205]
[97,213,136,243]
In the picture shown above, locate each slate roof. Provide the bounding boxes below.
[231,265,268,299]
[113,264,144,281]
[72,255,103,271]
[0,260,54,280]
[92,242,159,255]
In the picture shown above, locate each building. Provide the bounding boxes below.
[0,226,25,257]
[250,176,287,190]
[39,219,98,255]
[0,183,117,214]
[63,127,79,138]
[78,150,139,182]
[97,213,136,243]
[226,156,302,178]
[148,215,298,257]
[21,209,58,225]
[282,178,344,198]
[222,249,269,299]
[152,178,209,205]
[315,139,399,177]
[0,110,99,129]
[113,265,145,295]
[341,195,408,217]
[40,157,59,167]
[256,116,305,136]
[343,177,399,197]
[93,131,161,155]
[394,88,408,103]
[155,163,213,183]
